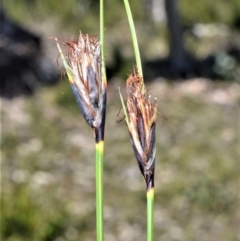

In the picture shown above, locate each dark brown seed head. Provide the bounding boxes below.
[124,73,157,188]
[55,33,106,140]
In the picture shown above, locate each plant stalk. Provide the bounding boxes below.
[97,1,106,240]
[100,0,107,84]
[147,186,154,241]
[123,0,143,77]
[95,140,104,241]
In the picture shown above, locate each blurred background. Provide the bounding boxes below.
[1,0,240,240]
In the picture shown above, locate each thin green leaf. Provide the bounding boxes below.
[118,88,129,124]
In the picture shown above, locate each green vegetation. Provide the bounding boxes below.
[180,0,240,25]
[4,0,240,80]
[5,0,240,26]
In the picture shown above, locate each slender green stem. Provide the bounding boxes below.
[98,2,106,240]
[95,140,104,241]
[123,0,143,77]
[100,0,107,84]
[147,187,154,241]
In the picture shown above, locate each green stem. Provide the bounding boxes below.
[100,0,107,84]
[123,0,143,77]
[98,2,106,240]
[95,140,104,241]
[147,187,154,241]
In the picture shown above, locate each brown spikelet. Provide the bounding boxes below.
[122,72,157,190]
[54,32,107,142]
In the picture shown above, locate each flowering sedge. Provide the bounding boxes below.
[54,33,107,142]
[53,32,106,241]
[119,73,157,190]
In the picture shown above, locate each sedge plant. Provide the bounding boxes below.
[120,1,158,241]
[53,1,106,240]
